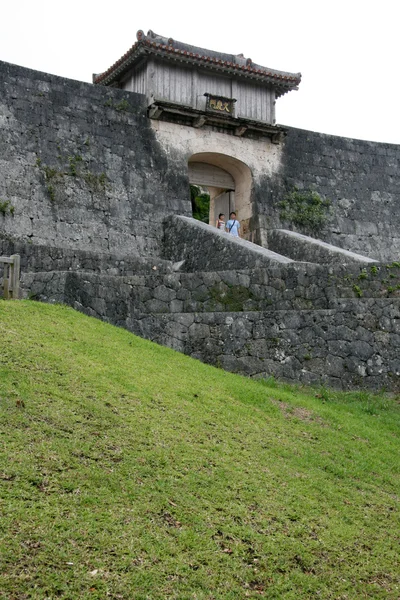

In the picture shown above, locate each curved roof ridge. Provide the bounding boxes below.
[93,29,301,91]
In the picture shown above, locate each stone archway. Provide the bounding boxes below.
[188,153,253,240]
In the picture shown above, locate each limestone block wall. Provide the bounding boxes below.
[163,215,294,271]
[21,261,400,315]
[0,236,173,276]
[2,58,400,392]
[145,301,400,391]
[163,217,378,270]
[19,262,400,391]
[0,61,190,258]
[267,230,378,265]
[259,127,400,261]
[1,60,400,263]
[150,120,400,261]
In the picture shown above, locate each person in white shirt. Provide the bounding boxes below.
[216,213,226,231]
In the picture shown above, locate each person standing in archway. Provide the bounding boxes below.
[226,212,241,238]
[216,213,226,231]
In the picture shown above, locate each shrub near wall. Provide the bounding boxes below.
[268,127,400,261]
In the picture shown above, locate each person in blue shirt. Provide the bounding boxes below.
[226,212,241,237]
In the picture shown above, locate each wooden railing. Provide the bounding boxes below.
[0,254,20,299]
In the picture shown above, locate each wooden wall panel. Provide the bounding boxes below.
[188,162,235,189]
[198,72,232,99]
[122,60,276,124]
[122,66,147,95]
[235,83,274,123]
[153,62,193,105]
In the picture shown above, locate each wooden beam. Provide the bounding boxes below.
[235,125,248,137]
[193,116,206,128]
[271,131,284,144]
[148,105,163,119]
[10,254,20,299]
[1,255,20,299]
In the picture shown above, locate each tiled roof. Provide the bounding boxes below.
[93,30,301,95]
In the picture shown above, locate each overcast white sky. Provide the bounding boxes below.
[1,0,399,144]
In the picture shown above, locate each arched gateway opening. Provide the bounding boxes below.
[188,153,253,240]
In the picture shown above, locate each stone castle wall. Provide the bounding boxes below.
[0,237,173,275]
[150,117,400,262]
[1,59,400,390]
[0,60,190,258]
[20,261,400,391]
[1,60,400,261]
[260,127,400,261]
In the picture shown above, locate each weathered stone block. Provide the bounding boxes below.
[169,299,184,313]
[145,298,169,313]
[188,323,210,341]
[154,285,176,302]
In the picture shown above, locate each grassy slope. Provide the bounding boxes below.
[0,301,399,600]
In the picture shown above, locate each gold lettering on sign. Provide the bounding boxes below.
[209,98,231,113]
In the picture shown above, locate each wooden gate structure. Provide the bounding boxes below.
[1,254,20,299]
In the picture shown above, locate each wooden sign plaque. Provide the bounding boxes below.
[204,94,236,116]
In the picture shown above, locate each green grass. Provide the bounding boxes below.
[0,301,399,599]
